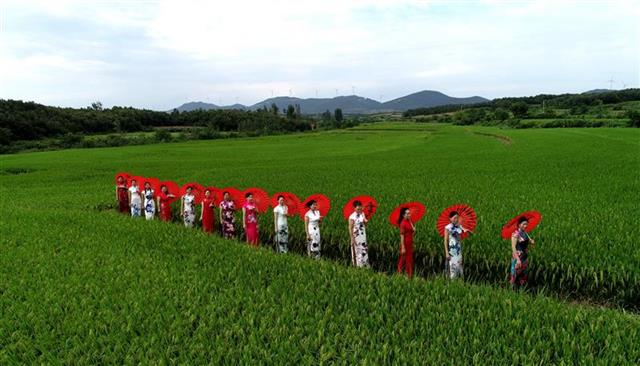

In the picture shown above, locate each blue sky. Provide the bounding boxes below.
[0,0,638,110]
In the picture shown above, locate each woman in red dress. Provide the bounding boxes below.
[242,192,259,246]
[397,207,415,278]
[200,188,216,233]
[157,184,175,222]
[115,175,129,214]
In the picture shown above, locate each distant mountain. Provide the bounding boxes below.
[582,89,613,95]
[172,90,489,114]
[381,90,488,111]
[250,95,383,114]
[173,101,247,112]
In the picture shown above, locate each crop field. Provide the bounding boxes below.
[1,122,639,363]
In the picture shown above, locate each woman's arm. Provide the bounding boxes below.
[511,235,520,263]
[444,230,450,259]
[304,216,310,239]
[200,202,204,221]
[242,207,246,229]
[273,212,278,232]
[348,219,354,243]
[115,186,118,201]
[219,206,223,225]
[180,197,184,216]
[400,233,405,255]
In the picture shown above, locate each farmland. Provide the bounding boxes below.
[1,122,639,362]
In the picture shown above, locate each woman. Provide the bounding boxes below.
[115,175,129,214]
[181,186,196,228]
[142,181,156,220]
[200,189,216,234]
[219,191,236,239]
[242,193,259,246]
[304,200,322,259]
[273,195,289,253]
[128,179,142,218]
[156,184,175,222]
[444,211,471,280]
[348,200,369,267]
[397,207,415,278]
[510,217,535,290]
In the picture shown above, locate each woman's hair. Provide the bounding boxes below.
[160,184,167,190]
[398,207,409,225]
[518,216,528,225]
[449,211,458,219]
[245,192,253,198]
[131,179,137,184]
[353,200,362,208]
[306,199,317,208]
[277,195,284,200]
[223,191,229,196]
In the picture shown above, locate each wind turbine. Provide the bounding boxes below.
[288,89,292,97]
[351,86,355,95]
[335,88,339,97]
[607,76,615,90]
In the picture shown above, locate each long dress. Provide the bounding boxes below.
[273,204,289,253]
[397,219,415,278]
[117,184,129,214]
[220,199,236,239]
[349,211,369,267]
[510,228,530,288]
[143,188,156,220]
[243,202,259,246]
[305,209,322,259]
[128,186,142,217]
[445,223,464,279]
[182,194,196,228]
[159,196,173,222]
[201,197,215,233]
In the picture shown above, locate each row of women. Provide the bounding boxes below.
[116,174,540,289]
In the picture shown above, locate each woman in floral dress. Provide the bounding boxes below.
[510,217,535,290]
[219,191,236,239]
[304,200,323,259]
[348,200,369,268]
[181,186,196,228]
[142,181,156,220]
[128,179,142,218]
[444,211,471,279]
[273,195,289,253]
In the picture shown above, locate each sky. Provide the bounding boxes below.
[0,0,638,110]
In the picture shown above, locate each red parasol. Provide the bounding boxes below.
[436,204,477,240]
[388,202,426,227]
[271,192,302,217]
[342,195,378,220]
[300,194,331,219]
[501,210,542,240]
[180,182,204,204]
[128,175,145,188]
[242,187,270,213]
[114,172,131,185]
[156,180,180,203]
[139,176,160,192]
[220,187,243,208]
[203,186,222,206]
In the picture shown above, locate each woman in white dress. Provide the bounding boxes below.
[142,181,156,220]
[128,179,142,218]
[181,186,196,228]
[444,211,471,279]
[273,195,289,253]
[349,200,369,268]
[304,200,322,259]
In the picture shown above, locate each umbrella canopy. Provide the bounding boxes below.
[271,192,302,217]
[114,172,131,185]
[219,187,243,208]
[501,210,542,239]
[242,187,270,213]
[157,180,180,203]
[300,194,331,219]
[388,202,426,227]
[342,195,378,220]
[180,182,204,204]
[436,204,477,240]
[139,176,160,192]
[203,186,222,206]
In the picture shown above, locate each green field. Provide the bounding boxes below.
[1,123,639,363]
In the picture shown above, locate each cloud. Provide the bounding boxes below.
[0,0,638,109]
